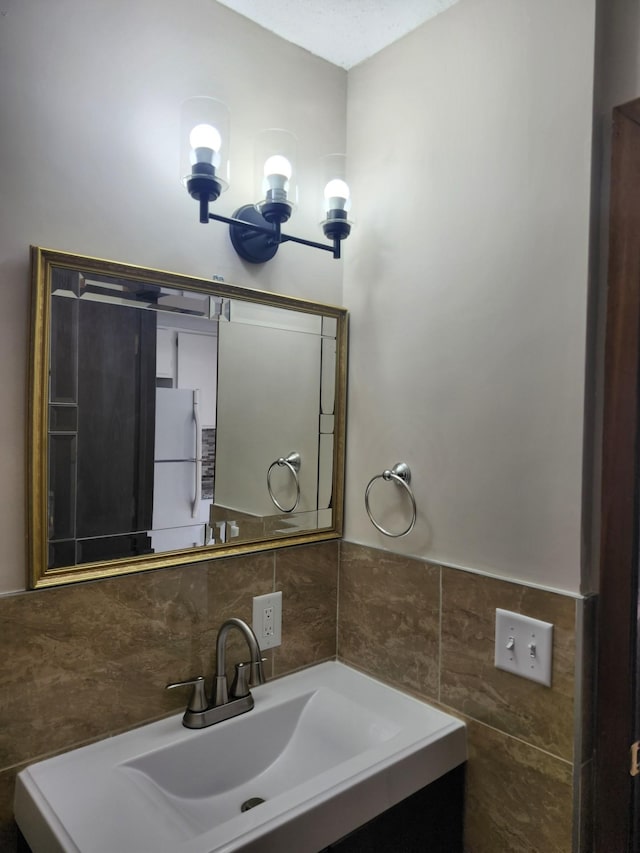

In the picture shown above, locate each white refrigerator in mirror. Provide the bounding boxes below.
[151,387,210,551]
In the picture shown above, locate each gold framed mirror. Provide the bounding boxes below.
[28,247,348,588]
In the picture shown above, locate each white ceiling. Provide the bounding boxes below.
[216,0,460,70]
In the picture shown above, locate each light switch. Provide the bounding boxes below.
[494,608,553,687]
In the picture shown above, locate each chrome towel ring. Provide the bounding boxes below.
[267,451,301,513]
[365,462,417,538]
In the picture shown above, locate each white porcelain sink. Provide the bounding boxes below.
[15,661,466,853]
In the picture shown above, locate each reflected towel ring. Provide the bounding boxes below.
[267,451,301,513]
[364,462,416,538]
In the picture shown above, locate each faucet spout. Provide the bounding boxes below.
[167,616,267,729]
[213,617,265,706]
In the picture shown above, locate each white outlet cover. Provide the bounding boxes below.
[494,608,553,687]
[252,591,282,650]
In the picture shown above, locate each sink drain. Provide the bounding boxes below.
[241,797,266,813]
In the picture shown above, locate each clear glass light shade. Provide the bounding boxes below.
[255,129,298,210]
[180,96,230,191]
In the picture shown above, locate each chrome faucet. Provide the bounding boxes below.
[166,617,266,729]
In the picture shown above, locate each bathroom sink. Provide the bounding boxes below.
[15,661,466,853]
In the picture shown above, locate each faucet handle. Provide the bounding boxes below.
[230,662,251,699]
[230,656,268,699]
[248,657,267,688]
[166,676,208,712]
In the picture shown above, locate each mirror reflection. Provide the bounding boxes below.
[30,248,347,588]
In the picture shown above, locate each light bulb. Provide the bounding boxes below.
[324,178,350,212]
[324,179,349,202]
[189,123,222,169]
[262,154,292,207]
[189,123,221,152]
[264,154,292,180]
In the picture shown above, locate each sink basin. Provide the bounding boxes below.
[15,661,466,853]
[123,686,402,825]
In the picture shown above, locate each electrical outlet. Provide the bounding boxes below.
[494,608,553,686]
[263,606,274,636]
[252,592,282,649]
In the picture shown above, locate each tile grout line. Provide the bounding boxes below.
[438,564,442,705]
[336,540,341,659]
[571,595,588,853]
[271,551,277,679]
[433,699,576,767]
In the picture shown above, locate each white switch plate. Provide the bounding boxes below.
[252,591,282,650]
[494,608,553,686]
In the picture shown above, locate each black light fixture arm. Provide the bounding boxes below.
[207,209,342,262]
[279,228,340,259]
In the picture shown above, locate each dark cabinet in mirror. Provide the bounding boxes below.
[28,247,347,588]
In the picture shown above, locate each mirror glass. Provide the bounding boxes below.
[29,248,347,588]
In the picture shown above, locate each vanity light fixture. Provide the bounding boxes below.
[181,97,352,263]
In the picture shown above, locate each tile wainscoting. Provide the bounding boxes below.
[0,540,593,852]
[338,542,595,853]
[0,542,339,850]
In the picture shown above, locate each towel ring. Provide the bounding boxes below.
[365,462,416,538]
[267,451,301,513]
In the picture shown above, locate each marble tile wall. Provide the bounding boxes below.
[0,538,593,853]
[338,542,593,853]
[0,541,339,850]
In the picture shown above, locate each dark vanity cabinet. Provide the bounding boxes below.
[321,765,464,853]
[48,276,157,567]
